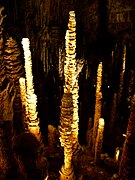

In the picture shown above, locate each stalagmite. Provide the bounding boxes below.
[119,94,135,179]
[4,37,24,114]
[92,62,102,155]
[0,7,23,178]
[48,124,58,156]
[21,38,41,141]
[117,45,126,105]
[59,47,63,79]
[59,93,75,180]
[64,11,83,153]
[94,118,105,164]
[19,77,28,128]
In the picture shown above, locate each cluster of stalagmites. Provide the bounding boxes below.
[0,7,48,179]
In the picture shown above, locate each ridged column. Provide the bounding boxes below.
[59,93,75,180]
[21,38,40,141]
[64,11,79,152]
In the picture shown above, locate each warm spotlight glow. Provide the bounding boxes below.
[64,10,79,151]
[19,77,28,125]
[21,38,40,140]
[94,118,105,163]
[59,11,78,180]
[115,147,120,162]
[92,62,102,155]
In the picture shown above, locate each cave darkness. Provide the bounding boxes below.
[0,0,135,179]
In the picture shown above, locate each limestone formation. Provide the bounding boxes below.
[4,36,24,115]
[92,62,102,155]
[59,93,75,180]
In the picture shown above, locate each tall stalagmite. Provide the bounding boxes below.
[19,77,27,128]
[0,7,23,178]
[117,45,126,105]
[94,118,105,163]
[64,11,80,152]
[92,62,102,155]
[4,37,24,111]
[119,94,135,179]
[21,38,41,141]
[59,93,75,180]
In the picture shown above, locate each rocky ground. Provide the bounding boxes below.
[46,146,119,180]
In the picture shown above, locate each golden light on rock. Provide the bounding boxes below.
[59,11,79,180]
[115,147,120,162]
[21,38,40,140]
[94,118,105,163]
[92,62,102,155]
[64,10,79,152]
[19,77,28,127]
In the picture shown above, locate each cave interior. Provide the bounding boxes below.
[0,0,135,179]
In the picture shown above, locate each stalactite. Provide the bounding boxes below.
[117,45,126,105]
[21,38,41,141]
[92,62,102,155]
[59,93,75,180]
[94,118,105,164]
[119,94,135,179]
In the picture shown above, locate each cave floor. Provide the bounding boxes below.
[46,146,118,180]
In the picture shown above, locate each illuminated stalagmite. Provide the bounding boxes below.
[119,94,135,179]
[4,36,24,115]
[117,45,126,105]
[92,62,102,155]
[21,38,40,141]
[0,7,23,178]
[94,118,105,163]
[64,11,83,152]
[59,93,75,180]
[19,77,27,128]
[0,6,14,123]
